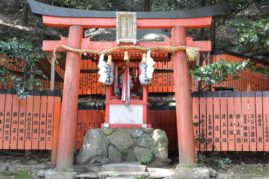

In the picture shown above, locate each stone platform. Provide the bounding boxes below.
[76,128,170,167]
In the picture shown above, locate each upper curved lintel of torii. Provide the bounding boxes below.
[27,0,228,29]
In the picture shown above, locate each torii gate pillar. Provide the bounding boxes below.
[56,26,83,169]
[172,26,195,164]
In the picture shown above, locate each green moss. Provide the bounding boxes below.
[103,128,115,136]
[242,165,267,176]
[141,151,153,165]
[0,170,33,179]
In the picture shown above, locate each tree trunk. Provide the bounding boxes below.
[144,0,151,11]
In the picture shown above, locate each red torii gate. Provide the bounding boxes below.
[28,0,222,170]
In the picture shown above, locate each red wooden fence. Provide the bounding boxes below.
[75,91,269,152]
[192,91,269,152]
[1,90,269,152]
[2,54,269,93]
[0,90,61,150]
[76,106,105,149]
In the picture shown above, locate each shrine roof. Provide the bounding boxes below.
[28,0,228,19]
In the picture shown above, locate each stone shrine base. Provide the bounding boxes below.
[76,128,170,167]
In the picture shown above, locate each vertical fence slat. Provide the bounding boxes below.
[199,94,206,151]
[25,96,33,150]
[10,95,19,149]
[171,109,177,151]
[0,92,5,149]
[256,91,263,151]
[3,93,12,149]
[206,92,214,151]
[39,94,48,149]
[156,109,161,130]
[18,98,26,149]
[227,92,235,151]
[220,91,228,151]
[76,110,82,150]
[249,92,256,151]
[79,60,83,95]
[234,93,242,151]
[263,92,269,151]
[32,94,40,150]
[51,95,61,164]
[192,93,200,152]
[93,73,97,95]
[242,92,249,151]
[88,73,92,95]
[213,92,221,151]
[46,95,54,150]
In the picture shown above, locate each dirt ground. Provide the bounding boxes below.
[1,151,269,178]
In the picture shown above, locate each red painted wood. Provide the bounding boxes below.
[241,94,249,151]
[157,63,162,92]
[0,94,5,148]
[18,98,26,149]
[171,109,177,151]
[153,73,158,93]
[56,26,83,169]
[213,95,221,151]
[32,95,40,150]
[249,94,256,151]
[192,96,200,152]
[39,95,48,149]
[3,94,12,149]
[143,86,148,125]
[51,96,61,165]
[227,96,235,151]
[162,62,168,92]
[206,95,214,151]
[46,96,54,150]
[172,26,195,164]
[10,95,19,149]
[256,92,263,151]
[199,96,206,151]
[220,94,228,151]
[263,92,269,151]
[234,95,242,151]
[25,96,34,150]
[76,110,83,150]
[43,16,212,29]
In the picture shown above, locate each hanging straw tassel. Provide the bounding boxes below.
[141,52,147,64]
[107,55,113,66]
[186,47,199,62]
[124,51,129,61]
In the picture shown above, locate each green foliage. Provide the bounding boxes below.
[228,17,269,52]
[0,38,45,98]
[215,158,232,170]
[250,64,269,76]
[0,170,33,179]
[191,59,269,89]
[196,153,232,170]
[120,148,129,157]
[40,0,113,10]
[141,151,153,165]
[190,60,250,85]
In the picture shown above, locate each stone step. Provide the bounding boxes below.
[98,171,149,178]
[147,168,175,178]
[75,172,98,178]
[101,162,146,173]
